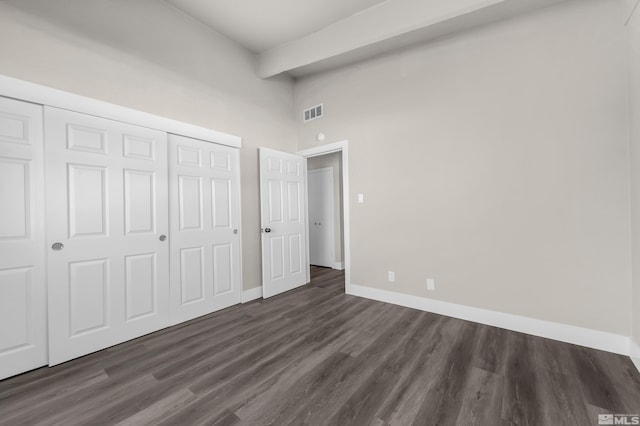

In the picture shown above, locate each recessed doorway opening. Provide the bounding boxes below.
[299,141,350,293]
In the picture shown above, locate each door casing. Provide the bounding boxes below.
[298,141,351,292]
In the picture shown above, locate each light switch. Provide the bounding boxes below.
[357,193,364,203]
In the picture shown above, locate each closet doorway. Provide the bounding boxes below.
[0,75,244,378]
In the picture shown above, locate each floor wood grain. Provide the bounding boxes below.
[1,266,639,425]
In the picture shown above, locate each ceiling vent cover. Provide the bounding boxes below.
[303,104,323,122]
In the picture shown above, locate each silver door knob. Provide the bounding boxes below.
[159,235,167,241]
[233,229,238,234]
[51,242,64,251]
[263,228,272,233]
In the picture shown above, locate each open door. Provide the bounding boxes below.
[259,148,308,298]
[308,167,335,268]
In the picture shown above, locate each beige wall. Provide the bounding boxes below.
[628,1,640,351]
[295,0,632,334]
[307,152,344,265]
[0,0,297,290]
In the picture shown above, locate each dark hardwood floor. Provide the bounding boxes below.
[1,266,639,425]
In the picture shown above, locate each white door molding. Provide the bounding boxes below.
[298,141,351,292]
[0,74,241,148]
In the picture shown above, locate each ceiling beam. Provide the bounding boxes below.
[258,0,568,79]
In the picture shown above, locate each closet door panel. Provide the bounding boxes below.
[45,107,170,365]
[0,97,47,380]
[169,134,241,324]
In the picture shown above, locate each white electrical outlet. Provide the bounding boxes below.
[388,271,395,282]
[358,193,365,203]
[427,278,435,291]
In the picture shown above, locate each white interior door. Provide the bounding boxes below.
[0,97,47,379]
[259,148,308,298]
[45,107,170,365]
[308,167,334,268]
[169,134,242,324]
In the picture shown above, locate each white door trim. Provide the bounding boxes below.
[0,74,241,148]
[298,141,351,292]
[308,166,335,269]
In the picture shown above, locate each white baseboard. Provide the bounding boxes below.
[347,283,630,356]
[631,339,640,374]
[333,262,345,270]
[242,286,263,303]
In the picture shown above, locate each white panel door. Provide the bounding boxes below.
[259,148,308,298]
[169,134,241,324]
[308,167,334,268]
[45,107,170,365]
[0,97,47,379]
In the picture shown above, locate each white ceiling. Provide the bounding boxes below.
[164,0,387,53]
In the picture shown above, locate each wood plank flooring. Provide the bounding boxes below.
[1,266,639,425]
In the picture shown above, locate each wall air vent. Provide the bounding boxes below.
[303,104,323,123]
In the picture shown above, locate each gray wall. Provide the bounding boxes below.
[0,0,298,291]
[295,0,632,335]
[627,0,640,354]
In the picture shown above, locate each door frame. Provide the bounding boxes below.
[298,140,351,292]
[307,166,335,268]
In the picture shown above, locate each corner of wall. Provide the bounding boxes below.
[626,0,640,374]
[631,338,640,374]
[625,0,640,25]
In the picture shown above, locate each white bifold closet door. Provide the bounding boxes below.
[45,107,170,365]
[0,97,47,380]
[169,134,242,324]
